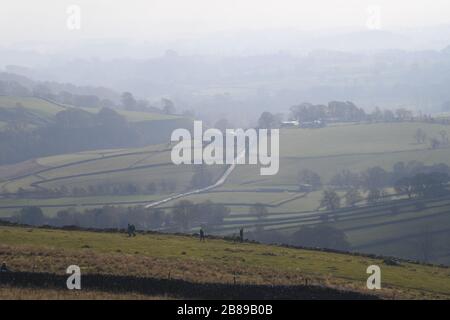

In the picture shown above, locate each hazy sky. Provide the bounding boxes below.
[1,0,450,44]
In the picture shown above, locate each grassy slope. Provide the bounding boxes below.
[0,96,181,123]
[0,225,449,299]
[226,122,450,187]
[0,96,65,116]
[0,96,199,199]
[0,144,226,216]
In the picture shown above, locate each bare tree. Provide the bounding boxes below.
[344,188,362,207]
[319,190,341,211]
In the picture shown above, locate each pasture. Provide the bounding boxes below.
[0,96,183,123]
[0,225,449,299]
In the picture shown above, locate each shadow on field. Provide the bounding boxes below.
[0,271,378,300]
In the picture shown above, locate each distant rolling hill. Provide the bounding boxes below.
[0,95,189,125]
[0,95,193,164]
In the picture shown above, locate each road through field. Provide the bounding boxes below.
[144,149,246,208]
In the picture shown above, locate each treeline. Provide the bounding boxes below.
[0,107,142,165]
[329,161,450,192]
[289,101,415,123]
[50,90,174,114]
[0,78,175,114]
[8,200,230,232]
[297,161,450,192]
[1,106,194,167]
[296,162,450,211]
[0,80,116,109]
[14,180,178,198]
[8,206,166,230]
[291,101,372,122]
[257,101,417,128]
[168,200,230,231]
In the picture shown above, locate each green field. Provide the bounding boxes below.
[0,143,226,215]
[218,196,450,265]
[0,96,66,116]
[0,95,186,125]
[1,225,449,299]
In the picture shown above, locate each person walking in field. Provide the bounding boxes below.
[0,262,9,272]
[199,228,205,241]
[127,224,136,237]
[239,228,244,243]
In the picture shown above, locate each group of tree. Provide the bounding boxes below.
[319,190,341,211]
[430,130,449,149]
[0,74,176,114]
[321,168,449,212]
[314,168,449,214]
[413,127,450,149]
[257,111,283,129]
[256,102,415,130]
[29,83,115,109]
[170,200,230,232]
[289,101,413,124]
[2,105,176,166]
[22,81,169,114]
[11,206,167,230]
[329,161,450,192]
[290,101,366,123]
[395,172,449,199]
[9,200,230,232]
[0,107,144,165]
[344,188,363,207]
[121,92,175,114]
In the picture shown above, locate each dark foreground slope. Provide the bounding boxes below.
[0,271,376,300]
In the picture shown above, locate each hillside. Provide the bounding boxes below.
[0,96,193,165]
[2,121,450,265]
[0,95,186,125]
[0,224,449,299]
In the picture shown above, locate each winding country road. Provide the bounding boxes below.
[144,149,246,208]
